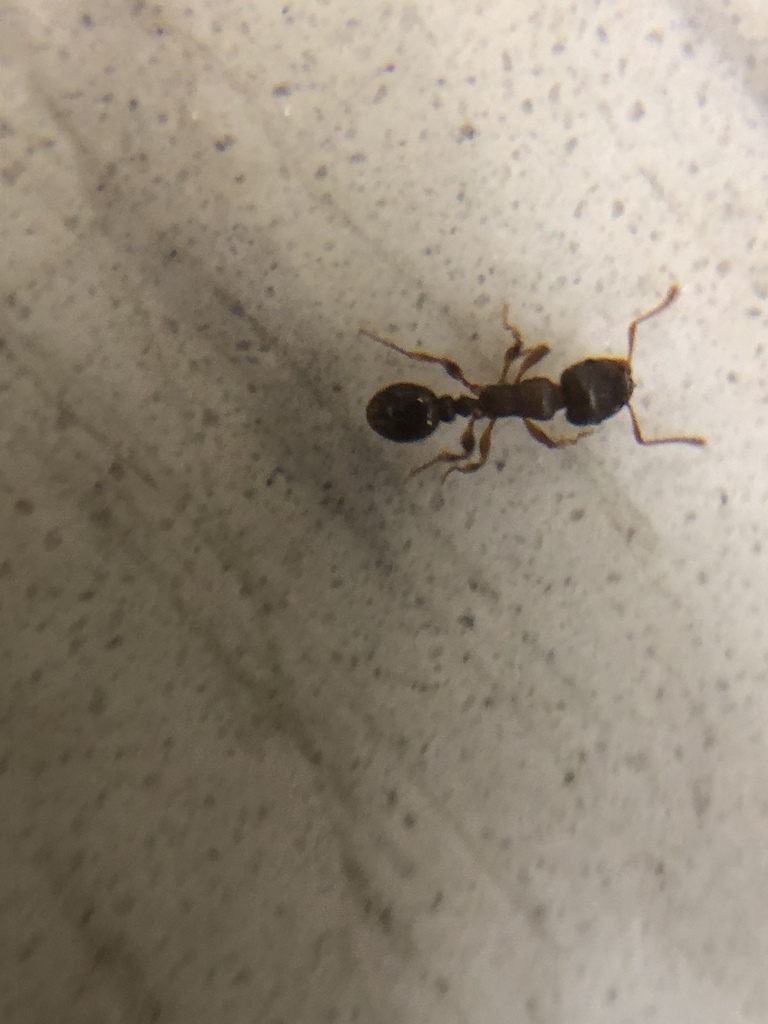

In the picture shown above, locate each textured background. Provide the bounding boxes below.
[2,1,767,1022]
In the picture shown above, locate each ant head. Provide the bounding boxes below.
[366,382,442,442]
[561,358,633,427]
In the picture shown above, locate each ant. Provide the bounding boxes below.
[360,284,707,480]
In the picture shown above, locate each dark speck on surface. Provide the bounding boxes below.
[91,506,113,527]
[628,100,646,121]
[88,686,106,716]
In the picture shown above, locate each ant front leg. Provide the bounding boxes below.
[524,420,592,449]
[624,285,707,446]
[626,403,707,448]
[626,284,680,361]
[408,414,480,480]
[359,326,479,393]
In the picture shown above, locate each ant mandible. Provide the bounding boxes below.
[359,284,707,481]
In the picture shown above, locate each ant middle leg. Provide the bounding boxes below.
[627,283,680,360]
[501,303,553,383]
[627,403,707,448]
[513,344,552,383]
[407,414,480,479]
[499,345,522,383]
[443,419,497,480]
[501,304,524,354]
[359,326,478,393]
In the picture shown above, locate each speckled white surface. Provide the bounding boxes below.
[2,2,768,1022]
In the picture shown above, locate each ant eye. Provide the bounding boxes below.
[366,383,440,442]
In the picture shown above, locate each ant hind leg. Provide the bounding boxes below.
[443,419,497,481]
[359,326,478,393]
[407,414,480,480]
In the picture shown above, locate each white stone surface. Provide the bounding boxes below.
[2,2,767,1022]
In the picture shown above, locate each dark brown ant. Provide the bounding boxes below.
[360,284,707,480]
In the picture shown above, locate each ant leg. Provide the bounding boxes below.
[524,420,592,449]
[627,403,707,447]
[501,304,553,382]
[501,303,522,336]
[443,419,497,480]
[627,283,680,361]
[359,326,479,393]
[407,415,479,479]
[501,305,525,359]
[499,345,522,383]
[624,286,706,446]
[513,344,552,383]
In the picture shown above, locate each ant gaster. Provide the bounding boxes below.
[360,284,707,480]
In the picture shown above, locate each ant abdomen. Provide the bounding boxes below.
[367,384,478,442]
[366,383,442,442]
